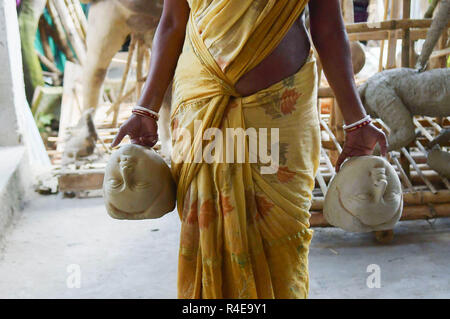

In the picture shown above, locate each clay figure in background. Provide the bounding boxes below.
[358,0,450,151]
[62,109,98,164]
[324,156,403,233]
[425,0,442,21]
[427,129,450,178]
[359,68,449,151]
[80,0,163,112]
[350,41,366,75]
[80,0,172,159]
[103,144,176,220]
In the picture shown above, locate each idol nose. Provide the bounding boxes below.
[371,167,387,204]
[372,179,388,203]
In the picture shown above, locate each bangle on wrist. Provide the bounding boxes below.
[343,115,371,132]
[132,106,160,121]
[345,119,372,132]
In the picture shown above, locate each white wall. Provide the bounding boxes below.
[0,0,23,146]
[0,0,50,166]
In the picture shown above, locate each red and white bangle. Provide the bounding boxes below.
[132,106,160,121]
[343,115,372,132]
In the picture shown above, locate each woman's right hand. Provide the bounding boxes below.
[335,123,388,172]
[111,114,159,148]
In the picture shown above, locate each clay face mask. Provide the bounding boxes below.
[103,144,176,220]
[324,156,403,232]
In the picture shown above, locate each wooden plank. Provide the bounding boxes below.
[345,18,448,33]
[59,172,104,191]
[348,29,432,41]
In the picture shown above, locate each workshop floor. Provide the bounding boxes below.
[0,194,448,299]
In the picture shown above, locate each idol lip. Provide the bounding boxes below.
[107,201,146,216]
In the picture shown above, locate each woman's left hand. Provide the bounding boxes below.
[335,123,388,172]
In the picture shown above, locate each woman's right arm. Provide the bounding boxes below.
[111,0,190,147]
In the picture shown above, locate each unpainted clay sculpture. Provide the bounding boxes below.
[358,0,450,151]
[359,68,450,151]
[81,0,163,112]
[103,144,176,220]
[350,41,366,75]
[427,146,450,178]
[79,0,172,158]
[416,0,449,72]
[62,109,98,164]
[425,0,441,19]
[426,129,450,178]
[324,156,403,233]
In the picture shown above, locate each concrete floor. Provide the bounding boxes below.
[0,194,448,299]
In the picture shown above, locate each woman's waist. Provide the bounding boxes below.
[235,21,311,97]
[240,51,317,107]
[172,50,317,112]
[172,23,315,108]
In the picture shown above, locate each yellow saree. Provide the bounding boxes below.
[170,0,321,299]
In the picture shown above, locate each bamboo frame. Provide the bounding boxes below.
[51,0,86,64]
[46,1,77,63]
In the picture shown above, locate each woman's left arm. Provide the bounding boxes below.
[308,0,388,171]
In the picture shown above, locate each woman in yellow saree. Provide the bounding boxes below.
[112,0,387,299]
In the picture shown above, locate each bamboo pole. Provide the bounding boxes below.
[70,0,88,38]
[436,31,449,68]
[386,0,401,69]
[46,1,77,63]
[51,0,86,65]
[64,0,85,43]
[328,100,345,165]
[348,28,438,42]
[401,147,437,193]
[38,16,55,64]
[135,39,146,100]
[315,171,329,197]
[378,0,390,71]
[342,0,354,23]
[36,50,61,75]
[391,153,414,192]
[109,36,137,126]
[345,18,448,33]
[401,0,411,68]
[320,119,343,153]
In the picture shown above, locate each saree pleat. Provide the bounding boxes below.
[171,0,320,299]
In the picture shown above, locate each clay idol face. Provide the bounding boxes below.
[103,144,176,220]
[324,156,403,232]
